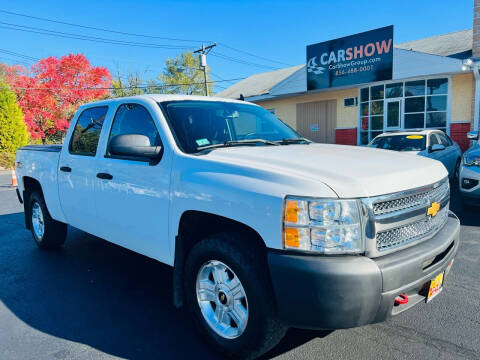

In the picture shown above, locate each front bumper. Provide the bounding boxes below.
[268,212,460,330]
[459,165,480,201]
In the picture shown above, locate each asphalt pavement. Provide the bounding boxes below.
[0,169,479,360]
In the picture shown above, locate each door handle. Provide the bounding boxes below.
[60,166,71,172]
[96,172,113,180]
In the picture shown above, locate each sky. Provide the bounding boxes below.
[0,0,473,93]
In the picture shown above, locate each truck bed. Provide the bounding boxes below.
[16,143,65,223]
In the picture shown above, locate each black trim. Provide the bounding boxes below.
[16,188,23,204]
[172,235,185,308]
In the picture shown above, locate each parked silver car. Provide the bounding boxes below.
[368,130,462,180]
[458,131,480,205]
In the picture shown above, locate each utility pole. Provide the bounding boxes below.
[194,43,216,96]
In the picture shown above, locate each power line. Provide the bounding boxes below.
[0,9,209,44]
[0,9,291,71]
[0,48,39,61]
[217,43,294,67]
[211,52,279,70]
[4,77,247,91]
[0,22,191,50]
[0,21,281,71]
[0,56,32,66]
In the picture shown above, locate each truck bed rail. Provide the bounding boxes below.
[18,145,63,153]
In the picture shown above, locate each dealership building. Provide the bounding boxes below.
[218,23,480,151]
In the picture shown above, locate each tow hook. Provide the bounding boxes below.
[394,293,409,305]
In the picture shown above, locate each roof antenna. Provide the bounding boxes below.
[239,94,245,101]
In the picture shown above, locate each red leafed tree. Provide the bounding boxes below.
[5,54,112,143]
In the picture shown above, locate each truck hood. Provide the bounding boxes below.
[203,143,448,198]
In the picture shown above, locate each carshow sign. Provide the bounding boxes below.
[307,26,393,90]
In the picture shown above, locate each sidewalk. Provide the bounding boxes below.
[0,170,14,189]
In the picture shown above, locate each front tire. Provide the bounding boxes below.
[184,233,286,359]
[28,191,67,249]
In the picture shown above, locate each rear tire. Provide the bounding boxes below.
[28,191,67,250]
[184,233,287,359]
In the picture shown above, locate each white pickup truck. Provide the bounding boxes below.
[15,95,459,359]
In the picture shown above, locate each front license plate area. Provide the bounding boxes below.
[427,272,444,302]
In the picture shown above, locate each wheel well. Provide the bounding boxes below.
[173,210,267,308]
[178,210,266,255]
[22,177,43,229]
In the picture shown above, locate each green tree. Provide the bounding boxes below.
[110,70,164,98]
[0,80,28,168]
[159,51,214,95]
[111,71,147,98]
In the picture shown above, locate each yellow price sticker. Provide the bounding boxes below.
[406,135,424,139]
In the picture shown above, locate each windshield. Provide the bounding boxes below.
[159,101,301,153]
[368,134,426,152]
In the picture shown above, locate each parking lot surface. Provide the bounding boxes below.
[0,170,479,360]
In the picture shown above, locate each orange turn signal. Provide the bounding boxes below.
[284,227,300,248]
[285,200,299,223]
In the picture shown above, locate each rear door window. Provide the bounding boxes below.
[70,106,108,156]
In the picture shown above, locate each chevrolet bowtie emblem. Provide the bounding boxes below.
[427,202,440,217]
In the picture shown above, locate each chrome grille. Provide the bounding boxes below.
[363,178,450,257]
[376,206,448,251]
[373,179,450,216]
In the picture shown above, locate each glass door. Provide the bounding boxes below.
[384,99,402,130]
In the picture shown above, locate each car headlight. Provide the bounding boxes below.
[463,153,480,167]
[283,197,364,254]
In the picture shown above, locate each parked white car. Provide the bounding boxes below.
[15,95,459,359]
[368,130,462,180]
[459,130,480,205]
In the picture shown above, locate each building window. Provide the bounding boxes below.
[344,97,357,107]
[358,78,448,145]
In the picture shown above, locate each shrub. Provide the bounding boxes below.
[0,80,28,168]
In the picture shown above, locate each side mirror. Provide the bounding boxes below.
[429,144,445,153]
[109,134,162,160]
[467,131,479,140]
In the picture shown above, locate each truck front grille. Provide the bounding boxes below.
[363,178,450,257]
[376,206,448,251]
[373,179,450,216]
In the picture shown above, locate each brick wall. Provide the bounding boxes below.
[450,123,472,152]
[335,128,357,145]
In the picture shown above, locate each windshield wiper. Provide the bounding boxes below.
[275,138,311,145]
[197,139,280,151]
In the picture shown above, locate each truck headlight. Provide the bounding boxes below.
[283,197,364,254]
